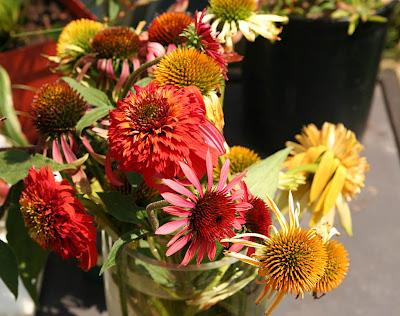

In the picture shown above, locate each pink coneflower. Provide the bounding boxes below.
[182,10,228,78]
[155,151,251,265]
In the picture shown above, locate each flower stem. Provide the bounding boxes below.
[285,164,318,175]
[116,253,129,316]
[145,200,169,231]
[10,27,63,38]
[120,57,162,98]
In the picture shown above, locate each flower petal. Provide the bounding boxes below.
[179,162,203,197]
[166,233,191,256]
[155,218,188,235]
[162,179,197,201]
[161,192,195,208]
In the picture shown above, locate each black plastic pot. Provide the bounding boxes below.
[241,2,397,155]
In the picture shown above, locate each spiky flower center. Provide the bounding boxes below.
[126,93,169,132]
[154,47,223,95]
[190,190,236,241]
[257,229,327,295]
[148,12,193,45]
[31,82,86,137]
[210,0,256,22]
[228,146,260,174]
[314,240,349,294]
[20,199,55,248]
[91,27,139,59]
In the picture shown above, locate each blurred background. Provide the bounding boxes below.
[1,0,400,315]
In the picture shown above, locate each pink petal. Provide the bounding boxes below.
[52,139,63,163]
[229,242,246,253]
[60,134,77,163]
[181,238,200,266]
[161,192,195,209]
[162,206,191,217]
[217,158,230,191]
[178,162,203,197]
[196,242,207,265]
[166,233,191,256]
[207,243,217,261]
[224,173,246,193]
[200,121,225,155]
[114,59,130,93]
[162,179,197,201]
[167,226,189,247]
[155,218,188,235]
[206,150,213,191]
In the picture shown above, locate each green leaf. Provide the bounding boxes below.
[5,182,48,303]
[244,147,291,201]
[62,77,113,108]
[97,191,143,224]
[0,240,19,299]
[0,150,88,185]
[0,66,28,146]
[100,231,140,274]
[76,106,111,134]
[108,0,120,21]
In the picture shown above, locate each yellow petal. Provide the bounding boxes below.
[310,151,338,202]
[336,193,353,236]
[323,165,347,213]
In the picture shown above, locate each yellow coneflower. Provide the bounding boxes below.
[154,47,223,95]
[314,239,349,295]
[31,81,87,137]
[57,19,104,60]
[223,193,328,316]
[204,92,225,131]
[285,122,369,235]
[204,0,287,49]
[91,27,140,59]
[148,12,193,45]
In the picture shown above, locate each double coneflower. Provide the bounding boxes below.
[19,166,97,270]
[108,82,225,187]
[285,122,369,235]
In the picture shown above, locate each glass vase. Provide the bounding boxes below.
[101,231,267,316]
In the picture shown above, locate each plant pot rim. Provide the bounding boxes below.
[129,249,239,271]
[284,0,397,25]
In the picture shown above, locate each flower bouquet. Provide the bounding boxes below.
[0,1,369,315]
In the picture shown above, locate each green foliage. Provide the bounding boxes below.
[0,239,19,299]
[0,150,88,185]
[0,66,28,146]
[100,231,141,274]
[4,182,48,303]
[0,0,21,35]
[263,0,388,34]
[97,191,143,224]
[244,148,291,201]
[62,77,114,134]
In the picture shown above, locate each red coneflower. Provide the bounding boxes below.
[155,151,251,265]
[19,167,97,270]
[182,10,227,78]
[148,12,193,45]
[108,82,225,186]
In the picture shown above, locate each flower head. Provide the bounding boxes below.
[182,10,227,77]
[155,151,251,265]
[57,19,104,61]
[31,81,87,137]
[215,146,260,179]
[108,82,225,185]
[19,167,97,270]
[154,47,223,95]
[285,122,369,235]
[205,0,287,49]
[314,240,349,295]
[148,12,193,45]
[92,27,140,59]
[224,193,328,315]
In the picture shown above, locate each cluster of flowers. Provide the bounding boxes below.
[3,0,368,314]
